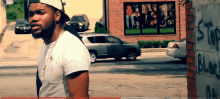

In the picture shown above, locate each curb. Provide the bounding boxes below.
[141,48,167,53]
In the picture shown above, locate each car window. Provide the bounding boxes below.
[106,36,121,43]
[70,16,84,21]
[87,37,95,43]
[88,36,106,43]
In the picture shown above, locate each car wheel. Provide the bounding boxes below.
[114,57,122,61]
[126,50,137,61]
[90,52,97,63]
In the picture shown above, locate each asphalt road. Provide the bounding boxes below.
[0,52,187,97]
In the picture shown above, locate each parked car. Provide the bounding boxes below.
[166,39,186,60]
[67,14,90,30]
[15,19,32,34]
[79,33,141,63]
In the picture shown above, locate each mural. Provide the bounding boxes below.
[124,2,175,35]
[195,4,220,98]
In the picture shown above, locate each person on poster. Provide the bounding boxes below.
[150,12,157,27]
[125,5,135,29]
[28,0,90,97]
[134,7,141,29]
[141,4,152,28]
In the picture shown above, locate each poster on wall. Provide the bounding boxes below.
[124,2,175,35]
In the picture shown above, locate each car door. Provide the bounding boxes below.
[92,36,109,57]
[105,36,124,57]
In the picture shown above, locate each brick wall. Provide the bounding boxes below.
[185,0,197,98]
[108,0,186,43]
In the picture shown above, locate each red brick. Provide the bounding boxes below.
[187,64,196,71]
[189,9,194,15]
[186,23,189,29]
[186,43,193,50]
[188,77,196,86]
[185,9,188,16]
[189,23,195,29]
[187,70,196,78]
[186,16,193,22]
[187,36,195,43]
[187,50,195,57]
[185,1,192,9]
[187,56,194,64]
[186,29,194,36]
[187,85,195,94]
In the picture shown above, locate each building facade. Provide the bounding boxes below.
[104,0,186,43]
[0,0,7,33]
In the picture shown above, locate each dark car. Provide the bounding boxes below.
[15,19,32,34]
[79,33,141,63]
[66,14,90,31]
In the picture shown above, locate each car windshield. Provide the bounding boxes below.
[70,16,84,21]
[16,19,29,25]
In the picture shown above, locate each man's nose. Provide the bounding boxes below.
[30,14,40,22]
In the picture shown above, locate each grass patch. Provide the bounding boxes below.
[125,29,141,34]
[160,28,175,33]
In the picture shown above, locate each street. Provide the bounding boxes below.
[0,21,187,98]
[0,52,187,97]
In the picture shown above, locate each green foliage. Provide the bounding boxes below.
[137,40,176,48]
[145,41,153,48]
[6,0,25,21]
[153,40,162,48]
[94,22,108,33]
[7,11,17,20]
[137,41,145,48]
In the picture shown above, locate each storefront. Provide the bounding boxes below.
[104,0,186,43]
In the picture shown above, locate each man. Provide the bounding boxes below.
[141,4,152,28]
[27,0,90,97]
[125,5,135,29]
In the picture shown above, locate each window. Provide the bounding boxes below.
[70,16,84,21]
[106,36,121,43]
[88,36,106,43]
[124,2,176,35]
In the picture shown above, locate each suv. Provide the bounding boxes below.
[80,33,141,63]
[67,14,89,30]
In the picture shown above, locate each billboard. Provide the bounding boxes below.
[124,2,175,35]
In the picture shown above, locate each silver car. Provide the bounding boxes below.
[80,33,141,63]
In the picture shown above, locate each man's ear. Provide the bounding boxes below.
[55,11,61,22]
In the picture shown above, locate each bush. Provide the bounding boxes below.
[144,41,153,48]
[94,22,108,33]
[154,41,162,48]
[137,40,176,48]
[137,41,145,48]
[7,11,17,20]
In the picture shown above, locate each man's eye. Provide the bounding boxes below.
[36,11,45,15]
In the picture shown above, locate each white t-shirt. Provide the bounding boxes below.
[37,31,90,97]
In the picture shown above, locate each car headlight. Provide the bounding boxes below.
[79,23,83,26]
[16,26,19,29]
[27,27,31,29]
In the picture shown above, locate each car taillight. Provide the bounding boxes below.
[173,44,179,49]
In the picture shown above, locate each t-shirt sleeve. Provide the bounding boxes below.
[61,39,90,76]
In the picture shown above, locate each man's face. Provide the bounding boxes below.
[152,4,157,11]
[126,5,133,16]
[28,3,56,39]
[142,5,148,14]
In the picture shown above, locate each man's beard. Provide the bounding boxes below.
[32,20,56,40]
